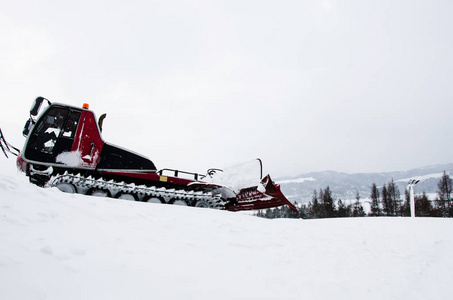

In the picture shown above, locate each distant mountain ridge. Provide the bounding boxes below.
[277,163,453,204]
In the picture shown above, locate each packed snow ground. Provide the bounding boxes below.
[1,160,452,300]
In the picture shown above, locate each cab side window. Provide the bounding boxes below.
[32,107,69,154]
[25,106,83,164]
[62,111,81,138]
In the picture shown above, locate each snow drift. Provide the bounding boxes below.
[1,159,452,300]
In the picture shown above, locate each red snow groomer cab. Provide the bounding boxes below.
[13,97,297,212]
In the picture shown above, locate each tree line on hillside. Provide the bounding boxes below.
[255,171,453,219]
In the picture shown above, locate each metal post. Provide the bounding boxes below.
[409,185,415,218]
[407,179,420,218]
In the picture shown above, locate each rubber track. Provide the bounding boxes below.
[48,172,226,209]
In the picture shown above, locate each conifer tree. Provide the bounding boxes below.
[322,186,336,218]
[337,199,350,218]
[299,204,309,219]
[318,188,325,218]
[284,204,299,219]
[369,183,381,216]
[401,188,411,216]
[437,171,452,217]
[387,179,401,216]
[256,209,264,218]
[352,191,366,217]
[264,208,275,219]
[310,190,321,219]
[415,192,432,217]
[381,184,390,216]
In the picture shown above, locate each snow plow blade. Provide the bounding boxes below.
[227,175,298,212]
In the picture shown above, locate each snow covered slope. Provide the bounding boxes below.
[1,159,452,300]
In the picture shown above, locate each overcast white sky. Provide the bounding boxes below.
[1,0,452,177]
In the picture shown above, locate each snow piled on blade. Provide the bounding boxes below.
[1,158,453,300]
[204,159,262,191]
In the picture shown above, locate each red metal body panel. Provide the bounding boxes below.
[71,111,104,167]
[16,153,27,172]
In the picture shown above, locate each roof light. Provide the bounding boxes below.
[83,103,89,109]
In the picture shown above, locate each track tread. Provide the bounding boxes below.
[48,173,226,209]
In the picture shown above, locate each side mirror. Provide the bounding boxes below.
[30,96,50,117]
